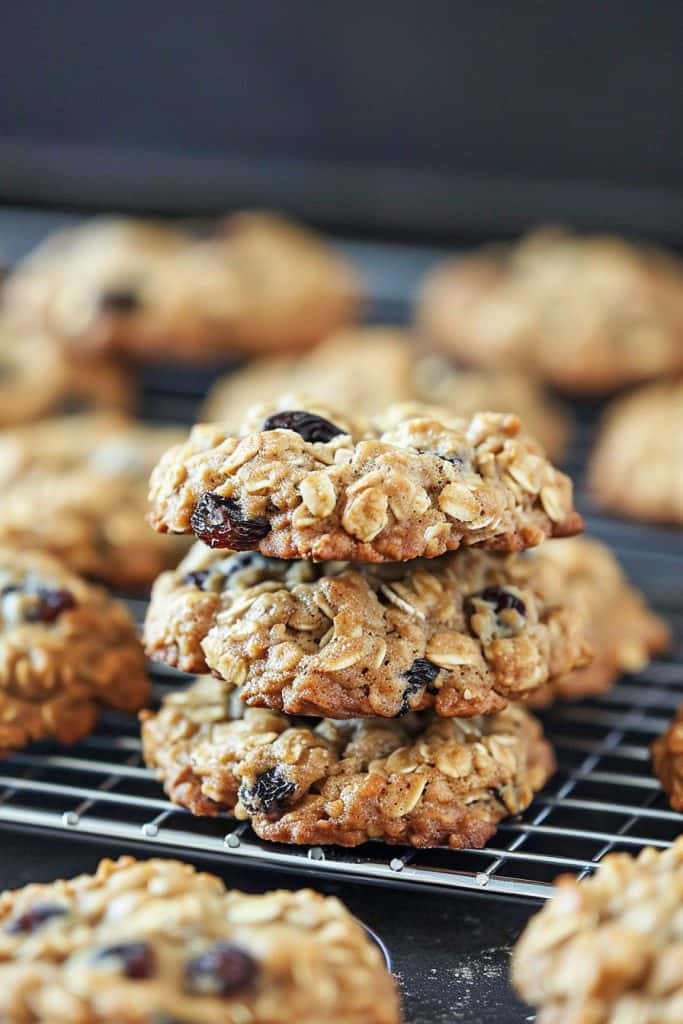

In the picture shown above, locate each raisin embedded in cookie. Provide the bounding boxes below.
[417,226,683,393]
[0,548,149,756]
[526,537,670,706]
[0,855,400,1024]
[144,543,591,718]
[202,326,570,460]
[512,839,683,1023]
[141,676,555,848]
[5,212,361,361]
[149,399,582,563]
[588,378,683,527]
[0,413,188,588]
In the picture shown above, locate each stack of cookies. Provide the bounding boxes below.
[140,396,598,851]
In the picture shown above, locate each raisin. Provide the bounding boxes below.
[238,766,295,817]
[6,903,68,934]
[477,586,526,618]
[190,493,270,550]
[31,588,77,624]
[185,942,256,996]
[398,658,440,716]
[99,288,141,313]
[262,410,345,443]
[93,941,156,979]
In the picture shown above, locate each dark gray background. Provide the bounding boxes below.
[1,2,682,238]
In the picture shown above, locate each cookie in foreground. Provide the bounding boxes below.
[512,838,683,1023]
[0,855,400,1023]
[144,543,590,717]
[0,547,149,756]
[141,676,555,847]
[149,398,582,562]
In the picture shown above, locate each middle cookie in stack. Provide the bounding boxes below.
[142,399,588,849]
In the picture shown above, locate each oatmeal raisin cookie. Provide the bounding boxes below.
[512,839,683,1023]
[141,676,555,848]
[149,399,581,562]
[417,226,683,393]
[0,547,149,756]
[144,543,590,718]
[0,855,399,1023]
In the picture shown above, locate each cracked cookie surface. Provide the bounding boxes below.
[149,399,581,563]
[144,543,590,718]
[0,548,149,756]
[588,379,683,526]
[527,537,670,706]
[5,213,360,361]
[0,855,399,1023]
[202,326,569,459]
[512,839,683,1024]
[417,227,683,393]
[0,413,188,587]
[141,676,555,847]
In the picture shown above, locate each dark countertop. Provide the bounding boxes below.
[0,826,534,1023]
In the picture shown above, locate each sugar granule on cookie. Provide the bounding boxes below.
[149,398,582,563]
[144,543,591,717]
[512,838,683,1023]
[0,855,400,1023]
[141,676,555,848]
[0,547,149,756]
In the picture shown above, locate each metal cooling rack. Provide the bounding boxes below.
[0,227,681,900]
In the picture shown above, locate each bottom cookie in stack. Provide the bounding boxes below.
[141,676,555,849]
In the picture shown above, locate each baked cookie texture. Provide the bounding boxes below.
[512,839,683,1024]
[588,379,683,527]
[149,399,581,563]
[144,543,591,718]
[652,705,683,810]
[0,315,132,426]
[417,226,683,393]
[0,548,149,756]
[0,413,188,588]
[526,537,670,706]
[203,326,569,459]
[0,855,400,1024]
[5,212,361,361]
[141,676,555,848]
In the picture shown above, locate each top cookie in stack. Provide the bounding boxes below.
[148,399,581,562]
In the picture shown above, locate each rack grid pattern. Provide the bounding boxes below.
[0,236,681,900]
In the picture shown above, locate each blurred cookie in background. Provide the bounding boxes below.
[526,537,670,707]
[4,212,361,363]
[0,413,189,589]
[0,315,133,426]
[588,379,683,526]
[203,326,569,458]
[0,547,149,757]
[416,226,683,393]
